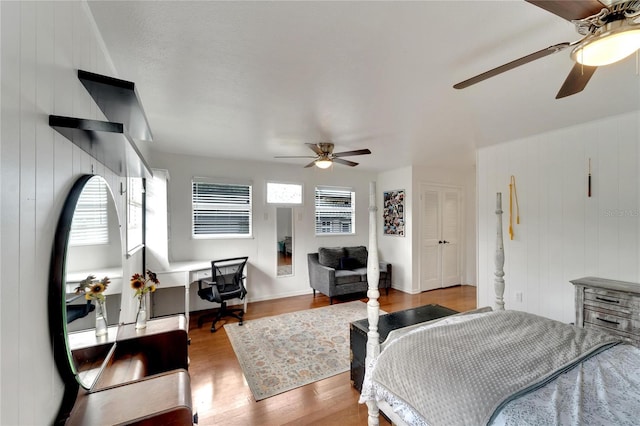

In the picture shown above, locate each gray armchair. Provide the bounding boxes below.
[307,246,391,304]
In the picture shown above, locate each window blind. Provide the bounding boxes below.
[69,178,109,246]
[192,181,252,237]
[314,187,355,234]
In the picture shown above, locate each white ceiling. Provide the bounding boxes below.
[87,1,640,172]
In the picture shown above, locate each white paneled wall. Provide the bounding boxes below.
[0,2,130,424]
[477,112,640,323]
[149,150,377,309]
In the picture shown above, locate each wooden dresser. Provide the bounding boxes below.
[67,315,194,425]
[571,276,640,347]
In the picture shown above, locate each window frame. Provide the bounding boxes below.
[126,177,144,255]
[265,181,304,206]
[192,178,253,239]
[314,185,356,236]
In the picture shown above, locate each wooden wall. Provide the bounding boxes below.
[0,2,129,423]
[477,111,640,323]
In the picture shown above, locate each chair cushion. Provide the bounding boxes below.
[352,267,369,281]
[339,256,361,270]
[318,247,345,269]
[345,246,368,267]
[198,286,215,303]
[335,269,362,285]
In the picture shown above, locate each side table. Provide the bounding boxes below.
[350,303,458,392]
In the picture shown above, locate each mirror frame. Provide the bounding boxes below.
[276,207,294,277]
[49,174,120,423]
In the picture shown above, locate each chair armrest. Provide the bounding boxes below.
[307,254,336,292]
[198,279,217,292]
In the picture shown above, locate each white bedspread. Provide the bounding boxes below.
[361,311,640,426]
[493,343,640,426]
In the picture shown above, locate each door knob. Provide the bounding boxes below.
[438,240,443,244]
[443,240,449,244]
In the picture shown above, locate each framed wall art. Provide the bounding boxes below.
[383,189,405,236]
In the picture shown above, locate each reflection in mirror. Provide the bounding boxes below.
[276,208,293,276]
[60,175,123,390]
[65,176,122,333]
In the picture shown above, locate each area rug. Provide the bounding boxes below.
[224,300,383,400]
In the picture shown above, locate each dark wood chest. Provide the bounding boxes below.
[349,303,458,392]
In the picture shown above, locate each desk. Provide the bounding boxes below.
[155,260,250,326]
[155,261,210,327]
[66,267,123,295]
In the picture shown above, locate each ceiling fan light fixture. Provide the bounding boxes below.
[571,21,640,66]
[315,159,333,169]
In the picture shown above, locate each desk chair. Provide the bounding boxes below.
[66,297,95,323]
[197,256,248,332]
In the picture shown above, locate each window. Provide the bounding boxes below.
[192,180,252,238]
[266,182,303,205]
[127,177,144,253]
[69,177,109,246]
[314,186,355,235]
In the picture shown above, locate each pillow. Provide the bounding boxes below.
[345,246,368,267]
[318,247,345,269]
[339,256,361,270]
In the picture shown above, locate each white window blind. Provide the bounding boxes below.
[314,186,355,235]
[69,178,109,246]
[192,181,252,237]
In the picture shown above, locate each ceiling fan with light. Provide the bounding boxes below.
[454,0,640,98]
[275,142,371,168]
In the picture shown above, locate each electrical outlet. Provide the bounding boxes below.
[516,292,523,303]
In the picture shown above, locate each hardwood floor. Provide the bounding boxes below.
[188,285,477,426]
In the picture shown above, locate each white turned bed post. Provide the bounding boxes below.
[365,181,381,426]
[495,192,505,311]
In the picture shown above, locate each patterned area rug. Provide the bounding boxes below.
[224,301,380,400]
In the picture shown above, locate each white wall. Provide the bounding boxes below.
[477,111,640,323]
[149,150,377,309]
[377,166,413,292]
[413,165,476,289]
[0,2,147,423]
[377,164,476,294]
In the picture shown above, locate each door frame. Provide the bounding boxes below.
[418,182,465,291]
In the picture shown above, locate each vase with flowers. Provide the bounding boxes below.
[130,269,159,329]
[76,275,111,337]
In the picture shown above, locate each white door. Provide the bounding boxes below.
[420,188,442,291]
[420,185,462,291]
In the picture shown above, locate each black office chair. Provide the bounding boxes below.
[197,256,248,332]
[66,296,95,323]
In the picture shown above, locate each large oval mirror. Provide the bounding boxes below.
[49,175,123,399]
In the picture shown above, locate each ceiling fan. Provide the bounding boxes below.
[275,142,372,168]
[454,0,640,98]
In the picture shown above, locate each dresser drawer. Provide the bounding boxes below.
[583,308,640,335]
[584,288,640,311]
[190,269,211,282]
[584,322,638,344]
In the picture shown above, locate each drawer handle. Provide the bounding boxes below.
[596,317,620,326]
[595,296,620,304]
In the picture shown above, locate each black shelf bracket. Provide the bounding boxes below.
[49,115,152,178]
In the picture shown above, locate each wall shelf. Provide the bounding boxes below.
[78,70,153,142]
[49,115,152,178]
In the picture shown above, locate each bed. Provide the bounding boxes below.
[359,184,640,426]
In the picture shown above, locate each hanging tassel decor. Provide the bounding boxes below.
[509,175,520,240]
